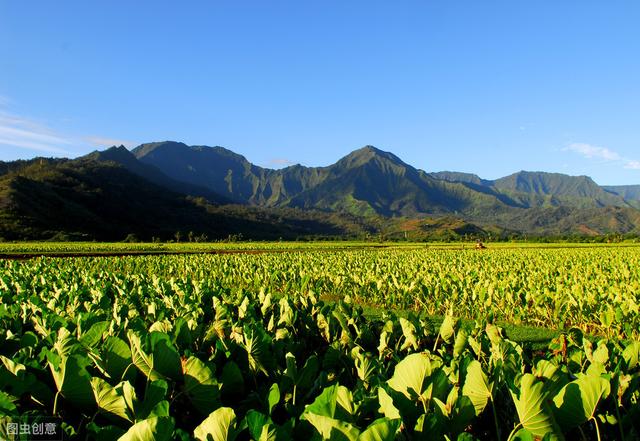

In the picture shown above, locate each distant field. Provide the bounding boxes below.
[2,244,638,334]
[0,240,637,256]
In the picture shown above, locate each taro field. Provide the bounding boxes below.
[1,245,640,440]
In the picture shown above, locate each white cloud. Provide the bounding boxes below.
[625,160,640,170]
[0,113,72,154]
[0,96,134,157]
[564,142,639,172]
[564,142,621,161]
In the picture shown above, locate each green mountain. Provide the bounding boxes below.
[604,185,640,208]
[492,171,628,208]
[133,141,328,205]
[83,145,231,204]
[286,146,508,217]
[0,158,375,241]
[133,142,509,217]
[432,170,629,209]
[134,141,635,217]
[1,141,639,240]
[429,171,491,187]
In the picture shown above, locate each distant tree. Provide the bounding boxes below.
[123,233,139,243]
[174,231,182,242]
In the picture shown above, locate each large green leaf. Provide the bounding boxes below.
[303,413,360,441]
[358,418,400,441]
[0,355,53,403]
[453,329,468,357]
[183,356,221,414]
[436,392,476,438]
[87,422,127,441]
[128,331,181,381]
[399,318,419,351]
[243,326,276,376]
[49,354,95,408]
[552,374,611,430]
[128,331,162,381]
[439,315,457,345]
[137,380,169,420]
[302,384,361,440]
[377,387,400,420]
[0,390,17,415]
[194,407,238,441]
[352,348,378,387]
[91,377,132,422]
[79,321,109,348]
[103,336,134,382]
[53,327,78,357]
[622,341,640,369]
[118,416,174,441]
[461,360,492,416]
[220,361,244,400]
[304,384,355,421]
[285,352,319,391]
[267,383,280,415]
[245,410,278,441]
[149,333,182,380]
[387,353,437,402]
[510,374,563,440]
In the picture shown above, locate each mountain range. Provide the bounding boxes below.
[1,141,639,241]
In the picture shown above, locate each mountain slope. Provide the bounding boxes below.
[134,142,511,217]
[134,141,333,205]
[130,141,640,230]
[3,142,638,239]
[287,146,508,216]
[604,185,640,208]
[84,146,230,204]
[0,158,374,241]
[492,171,628,208]
[429,171,492,187]
[432,169,630,209]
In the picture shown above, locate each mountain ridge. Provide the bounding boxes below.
[1,141,639,240]
[130,141,635,215]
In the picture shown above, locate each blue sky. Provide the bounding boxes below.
[1,1,639,184]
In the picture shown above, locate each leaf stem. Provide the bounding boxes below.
[506,422,522,441]
[293,384,297,406]
[592,416,601,441]
[53,391,60,416]
[120,362,136,382]
[490,396,501,441]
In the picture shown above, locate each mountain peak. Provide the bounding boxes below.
[132,141,190,158]
[83,144,136,165]
[337,145,406,168]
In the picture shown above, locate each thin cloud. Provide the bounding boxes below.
[0,113,72,154]
[564,142,639,172]
[564,142,621,161]
[266,158,296,168]
[84,136,135,148]
[0,97,133,157]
